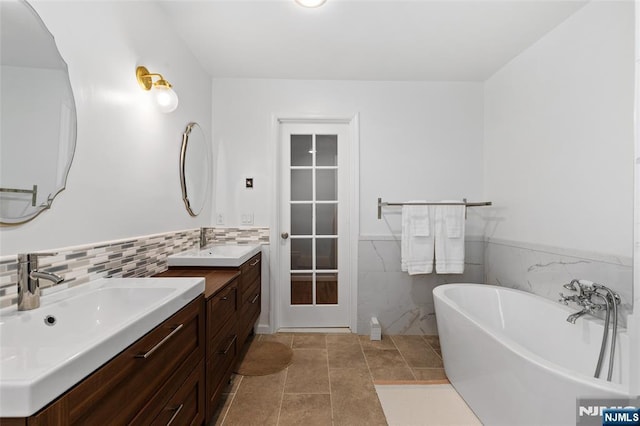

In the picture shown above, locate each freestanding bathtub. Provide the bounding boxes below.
[433,283,630,426]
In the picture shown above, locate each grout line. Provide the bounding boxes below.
[276,355,290,425]
[422,335,444,362]
[218,375,243,425]
[389,335,418,380]
[325,335,336,426]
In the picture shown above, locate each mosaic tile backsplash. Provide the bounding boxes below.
[0,227,270,309]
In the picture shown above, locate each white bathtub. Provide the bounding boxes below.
[433,283,630,426]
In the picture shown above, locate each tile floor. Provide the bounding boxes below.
[210,333,451,426]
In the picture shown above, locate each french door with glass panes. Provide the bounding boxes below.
[279,122,350,328]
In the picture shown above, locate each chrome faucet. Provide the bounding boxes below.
[17,253,64,311]
[559,279,622,382]
[566,308,591,324]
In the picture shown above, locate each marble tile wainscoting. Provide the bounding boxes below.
[485,237,633,326]
[358,236,485,335]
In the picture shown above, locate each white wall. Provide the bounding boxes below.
[212,79,484,236]
[484,1,635,258]
[0,1,213,255]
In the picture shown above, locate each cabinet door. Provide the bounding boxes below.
[150,361,205,426]
[66,297,204,425]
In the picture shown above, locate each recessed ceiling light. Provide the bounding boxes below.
[295,0,327,8]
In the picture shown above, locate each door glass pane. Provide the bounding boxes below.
[316,169,336,201]
[291,273,313,305]
[291,169,312,201]
[316,238,337,270]
[316,204,337,235]
[291,204,312,235]
[291,134,313,166]
[316,135,337,166]
[291,238,312,270]
[316,273,338,305]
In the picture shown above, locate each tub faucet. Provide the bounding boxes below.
[17,253,64,311]
[566,308,591,324]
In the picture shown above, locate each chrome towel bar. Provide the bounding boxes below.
[377,197,492,219]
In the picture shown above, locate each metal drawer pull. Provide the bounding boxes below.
[250,293,259,304]
[221,296,228,301]
[219,335,237,355]
[250,259,260,267]
[135,324,184,359]
[166,403,184,426]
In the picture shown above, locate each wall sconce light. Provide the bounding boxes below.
[136,66,179,113]
[294,0,327,7]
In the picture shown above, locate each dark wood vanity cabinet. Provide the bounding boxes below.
[3,295,206,426]
[159,252,262,424]
[237,253,262,346]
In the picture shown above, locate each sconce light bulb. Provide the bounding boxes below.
[295,0,327,7]
[154,85,179,113]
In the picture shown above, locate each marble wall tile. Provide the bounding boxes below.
[358,238,484,334]
[485,238,632,327]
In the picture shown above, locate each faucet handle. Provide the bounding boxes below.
[558,292,570,305]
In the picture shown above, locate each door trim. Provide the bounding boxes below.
[270,113,360,333]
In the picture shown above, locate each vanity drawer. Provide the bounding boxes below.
[206,322,238,419]
[207,278,238,343]
[239,253,261,296]
[149,360,205,426]
[239,287,260,343]
[65,296,205,425]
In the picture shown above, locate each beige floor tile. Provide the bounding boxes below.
[222,370,286,426]
[359,334,397,350]
[328,344,367,369]
[391,335,444,368]
[278,394,333,426]
[284,349,330,394]
[292,333,327,349]
[261,333,295,347]
[330,368,387,426]
[423,334,441,351]
[209,392,234,426]
[411,368,448,381]
[375,384,482,426]
[326,333,361,346]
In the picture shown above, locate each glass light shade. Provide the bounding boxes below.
[153,85,179,113]
[295,0,327,8]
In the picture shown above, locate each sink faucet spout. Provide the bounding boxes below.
[17,253,64,311]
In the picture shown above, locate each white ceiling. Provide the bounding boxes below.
[161,0,588,82]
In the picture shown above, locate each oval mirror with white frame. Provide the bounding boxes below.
[0,0,77,225]
[180,122,211,216]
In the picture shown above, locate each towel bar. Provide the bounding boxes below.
[377,197,492,219]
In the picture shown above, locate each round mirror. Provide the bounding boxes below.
[180,122,211,216]
[0,0,77,225]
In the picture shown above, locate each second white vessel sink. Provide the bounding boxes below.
[0,277,204,417]
[168,244,261,267]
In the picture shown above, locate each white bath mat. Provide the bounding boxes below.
[375,384,482,426]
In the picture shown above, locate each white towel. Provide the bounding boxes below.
[401,202,434,275]
[435,202,465,274]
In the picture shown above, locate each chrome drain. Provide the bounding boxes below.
[44,315,57,326]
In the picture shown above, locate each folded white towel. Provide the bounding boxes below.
[435,202,465,274]
[401,202,434,275]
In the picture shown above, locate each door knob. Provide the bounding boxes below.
[281,232,289,239]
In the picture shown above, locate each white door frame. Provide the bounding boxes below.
[269,113,360,333]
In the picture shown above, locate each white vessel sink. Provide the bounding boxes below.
[168,244,261,267]
[0,277,204,417]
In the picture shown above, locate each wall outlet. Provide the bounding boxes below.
[216,213,224,225]
[240,213,254,225]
